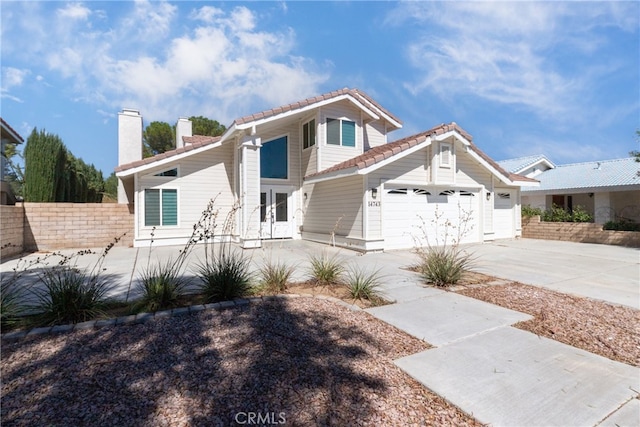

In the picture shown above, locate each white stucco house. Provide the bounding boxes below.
[498,155,640,224]
[116,88,537,251]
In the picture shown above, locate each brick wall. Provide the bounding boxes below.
[1,205,25,259]
[522,216,640,248]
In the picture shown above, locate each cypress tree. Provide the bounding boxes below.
[23,129,66,202]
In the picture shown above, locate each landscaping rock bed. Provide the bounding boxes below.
[457,282,640,367]
[1,297,482,426]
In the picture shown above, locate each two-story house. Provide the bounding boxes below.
[115,88,536,251]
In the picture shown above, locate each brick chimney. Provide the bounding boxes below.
[176,117,192,148]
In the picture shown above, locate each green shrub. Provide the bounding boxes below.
[1,280,25,329]
[344,267,385,302]
[258,260,295,293]
[196,250,252,302]
[542,204,571,222]
[418,246,475,287]
[570,205,593,223]
[521,205,543,218]
[308,252,344,286]
[134,261,185,312]
[32,268,112,325]
[603,220,640,232]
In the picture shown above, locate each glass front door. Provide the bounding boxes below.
[260,186,292,239]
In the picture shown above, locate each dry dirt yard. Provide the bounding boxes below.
[1,297,483,427]
[457,282,640,367]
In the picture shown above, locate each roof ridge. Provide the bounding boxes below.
[554,157,636,168]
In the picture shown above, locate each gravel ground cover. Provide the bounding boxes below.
[457,283,640,367]
[1,297,482,426]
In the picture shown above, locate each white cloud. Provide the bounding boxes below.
[393,2,639,121]
[2,3,328,124]
[1,67,30,90]
[57,2,91,20]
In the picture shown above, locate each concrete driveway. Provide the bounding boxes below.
[2,238,639,426]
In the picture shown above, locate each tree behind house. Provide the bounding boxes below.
[23,128,66,202]
[24,128,105,202]
[143,121,175,158]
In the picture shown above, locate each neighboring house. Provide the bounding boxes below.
[116,88,537,251]
[498,155,640,224]
[1,117,24,205]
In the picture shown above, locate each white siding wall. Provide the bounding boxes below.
[364,121,387,150]
[136,144,235,243]
[368,147,430,184]
[302,176,364,238]
[522,194,546,210]
[241,141,261,240]
[319,102,363,170]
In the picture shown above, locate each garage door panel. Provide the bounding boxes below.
[383,187,480,250]
[494,191,514,239]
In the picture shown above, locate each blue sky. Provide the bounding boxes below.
[2,1,638,176]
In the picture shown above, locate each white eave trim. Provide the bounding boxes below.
[116,140,224,178]
[234,94,398,132]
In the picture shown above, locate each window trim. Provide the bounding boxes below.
[260,134,290,181]
[302,118,316,150]
[439,142,452,168]
[142,187,180,228]
[325,117,357,147]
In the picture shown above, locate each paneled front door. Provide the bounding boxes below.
[260,186,292,239]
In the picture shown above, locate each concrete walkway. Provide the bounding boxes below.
[2,238,639,426]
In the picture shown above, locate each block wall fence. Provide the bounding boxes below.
[522,216,640,248]
[1,203,134,260]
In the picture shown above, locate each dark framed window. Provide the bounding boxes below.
[261,136,288,179]
[144,188,177,226]
[326,118,356,147]
[303,119,316,149]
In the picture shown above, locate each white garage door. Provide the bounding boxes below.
[494,191,514,239]
[383,187,480,250]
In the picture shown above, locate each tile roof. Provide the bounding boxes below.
[115,136,221,172]
[497,154,554,174]
[116,87,401,173]
[522,157,640,192]
[233,87,402,127]
[305,122,536,184]
[0,117,24,143]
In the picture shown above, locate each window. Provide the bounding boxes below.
[303,119,316,149]
[154,168,178,177]
[413,189,432,196]
[460,190,475,197]
[326,118,356,147]
[261,136,288,179]
[439,142,452,167]
[439,189,455,196]
[145,189,177,226]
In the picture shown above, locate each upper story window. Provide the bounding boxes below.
[439,142,452,167]
[261,136,288,179]
[154,167,178,177]
[303,119,316,149]
[326,118,356,147]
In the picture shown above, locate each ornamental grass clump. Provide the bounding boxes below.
[308,252,344,287]
[258,259,295,293]
[196,249,252,302]
[134,261,185,313]
[414,204,476,287]
[418,246,474,287]
[32,268,113,325]
[1,280,25,329]
[344,266,385,303]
